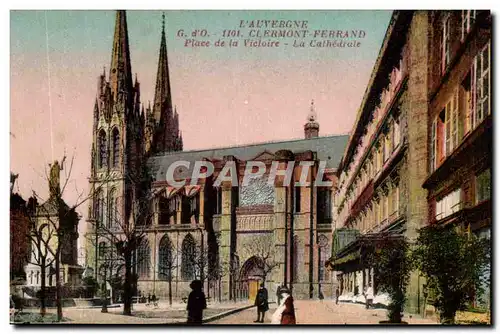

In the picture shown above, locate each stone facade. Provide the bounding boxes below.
[328,10,492,316]
[84,10,348,303]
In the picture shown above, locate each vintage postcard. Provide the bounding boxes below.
[10,9,491,325]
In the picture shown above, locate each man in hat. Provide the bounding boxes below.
[254,282,269,323]
[187,280,206,324]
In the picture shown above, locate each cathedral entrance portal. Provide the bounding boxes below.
[239,256,264,303]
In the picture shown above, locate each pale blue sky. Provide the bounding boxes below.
[11,10,392,230]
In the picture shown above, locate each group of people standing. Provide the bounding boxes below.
[254,283,296,325]
[185,280,297,325]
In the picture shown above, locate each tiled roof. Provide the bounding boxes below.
[148,135,349,182]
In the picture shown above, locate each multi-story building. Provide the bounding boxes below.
[423,10,491,308]
[327,9,491,315]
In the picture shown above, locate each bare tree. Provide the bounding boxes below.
[157,238,178,306]
[242,235,279,283]
[26,200,55,317]
[89,166,154,315]
[27,155,110,321]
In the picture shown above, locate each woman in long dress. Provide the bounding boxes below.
[271,288,296,325]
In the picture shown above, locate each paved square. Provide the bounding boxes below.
[211,300,438,325]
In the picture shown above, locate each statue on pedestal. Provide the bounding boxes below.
[49,156,66,197]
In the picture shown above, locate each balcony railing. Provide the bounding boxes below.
[338,46,408,207]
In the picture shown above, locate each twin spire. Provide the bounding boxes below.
[108,10,181,153]
[109,10,132,101]
[153,11,173,124]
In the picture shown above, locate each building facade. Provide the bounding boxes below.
[423,10,491,308]
[84,10,348,302]
[327,10,491,315]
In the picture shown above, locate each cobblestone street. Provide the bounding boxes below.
[211,300,438,325]
[16,301,251,324]
[15,300,438,325]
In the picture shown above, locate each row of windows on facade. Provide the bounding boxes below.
[98,234,200,281]
[98,128,120,169]
[158,194,200,225]
[94,190,120,228]
[441,10,480,74]
[98,234,332,283]
[434,168,490,221]
[337,80,404,204]
[336,117,402,223]
[293,188,333,221]
[337,46,407,202]
[94,192,200,227]
[342,183,400,232]
[211,185,333,219]
[430,43,491,172]
[28,270,66,286]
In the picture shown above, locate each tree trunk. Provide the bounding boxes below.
[440,309,456,324]
[55,256,63,321]
[40,260,46,317]
[101,280,108,313]
[123,251,132,316]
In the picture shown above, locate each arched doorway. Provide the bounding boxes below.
[239,256,264,302]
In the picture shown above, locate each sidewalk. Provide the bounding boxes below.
[17,301,253,324]
[211,299,439,325]
[298,300,438,324]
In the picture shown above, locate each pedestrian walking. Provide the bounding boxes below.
[335,287,340,305]
[187,280,207,324]
[254,282,269,323]
[276,284,282,305]
[271,287,296,325]
[318,290,324,302]
[365,285,374,309]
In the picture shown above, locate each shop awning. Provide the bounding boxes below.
[326,231,404,270]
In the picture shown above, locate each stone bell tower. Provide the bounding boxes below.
[304,100,320,139]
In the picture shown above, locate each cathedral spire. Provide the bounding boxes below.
[153,12,173,124]
[109,10,133,102]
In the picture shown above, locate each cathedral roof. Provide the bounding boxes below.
[148,134,349,181]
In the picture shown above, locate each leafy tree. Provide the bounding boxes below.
[412,224,490,324]
[361,235,413,323]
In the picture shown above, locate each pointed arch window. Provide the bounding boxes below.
[158,235,174,280]
[98,129,107,168]
[136,239,151,279]
[112,128,120,168]
[98,241,107,258]
[95,190,105,227]
[181,234,196,280]
[108,189,117,229]
[159,196,176,225]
